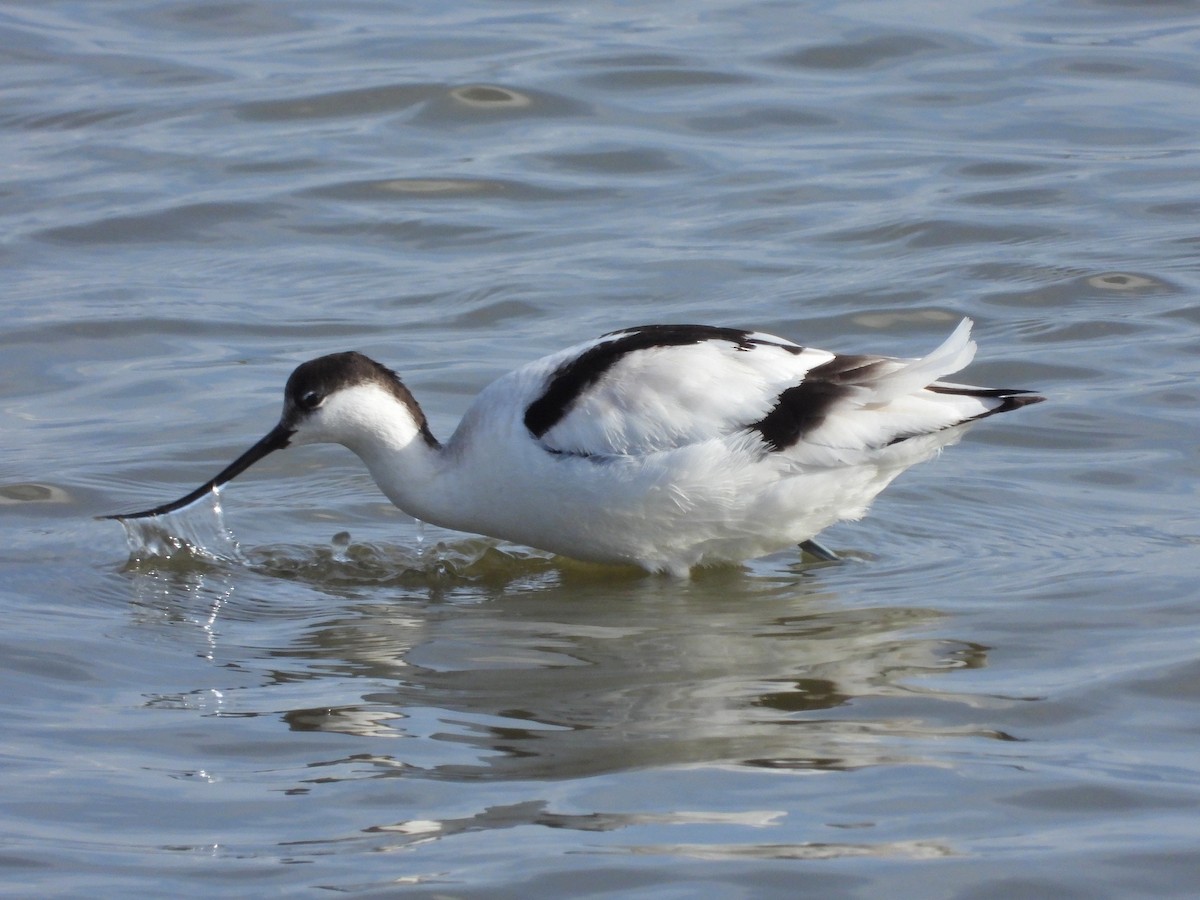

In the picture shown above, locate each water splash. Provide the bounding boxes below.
[330,530,352,562]
[247,536,559,590]
[116,487,245,565]
[110,490,560,587]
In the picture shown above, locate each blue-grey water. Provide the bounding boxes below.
[4,0,1200,896]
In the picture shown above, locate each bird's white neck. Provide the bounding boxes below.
[291,383,458,526]
[351,429,455,527]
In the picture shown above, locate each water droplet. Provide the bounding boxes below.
[331,531,351,562]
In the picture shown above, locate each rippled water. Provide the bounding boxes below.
[4,0,1200,895]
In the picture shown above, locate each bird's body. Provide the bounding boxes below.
[107,320,1042,576]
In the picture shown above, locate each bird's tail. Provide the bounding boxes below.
[869,318,977,404]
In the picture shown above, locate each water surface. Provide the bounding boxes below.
[4,0,1200,895]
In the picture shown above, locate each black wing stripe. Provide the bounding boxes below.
[750,381,850,452]
[747,354,889,452]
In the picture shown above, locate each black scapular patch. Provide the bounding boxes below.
[524,325,800,439]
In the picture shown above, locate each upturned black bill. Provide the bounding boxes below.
[101,423,293,521]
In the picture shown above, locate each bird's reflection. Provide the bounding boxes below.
[123,535,1017,782]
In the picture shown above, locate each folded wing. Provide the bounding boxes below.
[524,320,1040,463]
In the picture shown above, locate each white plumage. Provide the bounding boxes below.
[107,319,1042,576]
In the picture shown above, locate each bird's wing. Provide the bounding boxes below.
[514,324,834,457]
[513,319,1037,464]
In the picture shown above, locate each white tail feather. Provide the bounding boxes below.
[869,318,976,403]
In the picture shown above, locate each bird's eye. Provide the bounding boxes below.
[299,390,323,410]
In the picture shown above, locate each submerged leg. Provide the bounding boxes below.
[799,538,839,562]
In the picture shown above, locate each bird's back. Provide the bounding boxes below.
[442,320,1040,573]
